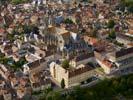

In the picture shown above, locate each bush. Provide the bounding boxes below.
[108,20,115,29]
[114,41,124,47]
[61,78,65,89]
[120,0,133,13]
[109,30,116,39]
[62,60,69,69]
[11,0,29,5]
[64,18,74,24]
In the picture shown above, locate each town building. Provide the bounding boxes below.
[50,59,96,88]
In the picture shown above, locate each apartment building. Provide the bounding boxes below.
[23,57,46,74]
[109,47,133,70]
[95,45,133,74]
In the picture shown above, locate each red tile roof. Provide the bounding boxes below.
[102,59,113,68]
[0,28,5,33]
[128,29,133,35]
[84,36,98,45]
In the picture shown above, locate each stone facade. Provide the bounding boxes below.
[50,61,95,88]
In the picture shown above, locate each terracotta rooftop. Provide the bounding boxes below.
[128,29,133,35]
[102,59,113,68]
[84,36,98,45]
[0,28,5,33]
[127,43,133,46]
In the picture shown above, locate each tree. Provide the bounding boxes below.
[62,60,69,69]
[74,86,87,100]
[11,0,29,5]
[43,87,53,95]
[7,33,15,42]
[108,20,115,29]
[15,57,28,67]
[121,0,133,6]
[109,30,116,39]
[120,0,133,13]
[66,95,75,100]
[112,79,120,92]
[114,40,124,47]
[76,18,80,25]
[23,24,33,34]
[127,75,133,89]
[45,91,62,100]
[64,18,74,24]
[9,57,28,71]
[40,88,55,100]
[0,0,9,5]
[61,78,65,89]
[119,78,127,91]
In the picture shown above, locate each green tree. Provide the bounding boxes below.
[109,30,116,39]
[119,78,127,92]
[40,87,53,100]
[7,33,15,42]
[15,57,28,67]
[23,24,33,34]
[112,79,120,92]
[45,91,62,100]
[11,0,29,5]
[61,78,65,89]
[127,75,133,89]
[0,0,9,5]
[64,18,74,24]
[9,57,28,71]
[62,60,69,69]
[120,0,133,13]
[66,95,75,100]
[74,86,88,100]
[108,20,115,29]
[121,0,133,6]
[44,87,53,95]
